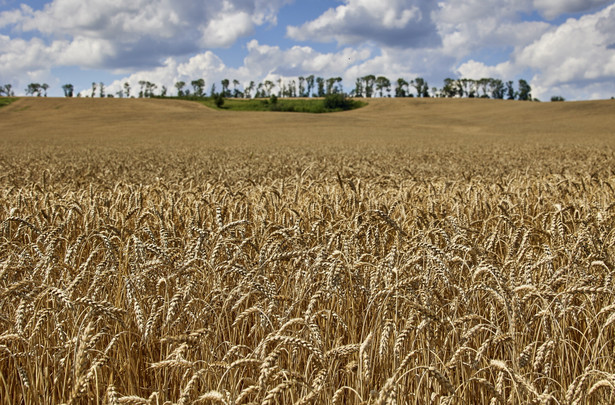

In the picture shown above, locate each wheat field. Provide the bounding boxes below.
[1,97,615,404]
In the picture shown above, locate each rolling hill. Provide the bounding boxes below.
[1,97,614,148]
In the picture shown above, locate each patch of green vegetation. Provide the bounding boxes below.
[0,97,18,108]
[176,94,365,113]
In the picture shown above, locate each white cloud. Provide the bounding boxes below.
[178,52,226,79]
[517,5,615,85]
[456,59,515,80]
[0,35,57,73]
[436,0,530,24]
[533,0,614,19]
[0,4,32,28]
[199,10,254,48]
[102,40,373,98]
[435,0,551,59]
[242,40,371,78]
[453,3,615,100]
[2,0,615,100]
[57,36,116,67]
[343,49,426,87]
[287,0,441,48]
[101,52,229,97]
[0,34,66,92]
[0,0,291,93]
[0,0,289,70]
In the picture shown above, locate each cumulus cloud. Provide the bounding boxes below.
[103,41,372,98]
[0,34,67,76]
[435,0,552,59]
[518,5,615,85]
[242,40,371,78]
[2,0,615,100]
[199,10,254,48]
[102,52,226,98]
[287,0,441,48]
[0,34,68,92]
[456,59,515,80]
[436,0,529,24]
[0,0,289,70]
[454,3,615,100]
[343,48,430,86]
[0,4,31,28]
[533,0,614,19]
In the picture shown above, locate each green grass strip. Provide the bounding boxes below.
[0,97,18,108]
[177,95,366,113]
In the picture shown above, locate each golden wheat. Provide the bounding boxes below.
[2,98,615,404]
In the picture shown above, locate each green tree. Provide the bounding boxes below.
[395,78,409,97]
[458,78,472,97]
[26,83,42,97]
[264,80,275,97]
[477,78,490,98]
[245,81,255,98]
[334,77,343,94]
[518,79,532,101]
[353,78,364,97]
[147,82,156,97]
[441,78,458,98]
[287,79,297,97]
[91,82,97,98]
[124,82,131,98]
[1,84,14,96]
[315,77,325,97]
[325,77,335,95]
[232,79,242,98]
[99,82,105,98]
[214,93,224,108]
[255,83,264,98]
[277,78,284,97]
[551,95,565,102]
[62,84,74,97]
[490,79,505,99]
[324,93,354,110]
[363,75,376,98]
[506,81,516,100]
[298,76,306,97]
[467,79,478,98]
[305,75,315,97]
[221,79,230,97]
[325,77,342,95]
[375,76,391,97]
[175,81,186,97]
[412,77,429,98]
[191,79,205,97]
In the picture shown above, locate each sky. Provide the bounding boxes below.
[1,0,615,100]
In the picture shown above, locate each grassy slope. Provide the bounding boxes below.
[1,97,614,149]
[0,97,17,108]
[195,96,365,113]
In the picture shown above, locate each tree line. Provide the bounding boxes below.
[2,76,543,101]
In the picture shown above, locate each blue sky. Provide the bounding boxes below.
[1,0,614,100]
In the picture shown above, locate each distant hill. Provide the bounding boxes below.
[1,97,614,148]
